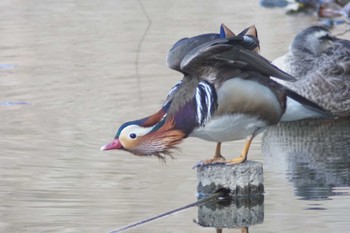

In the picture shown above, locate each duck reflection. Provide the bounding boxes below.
[262,118,350,200]
[195,195,264,232]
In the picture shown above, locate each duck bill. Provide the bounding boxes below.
[100,139,123,151]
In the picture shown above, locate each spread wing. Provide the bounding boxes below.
[180,36,296,83]
[166,24,260,74]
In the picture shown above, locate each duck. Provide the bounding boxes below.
[272,25,350,117]
[99,30,225,158]
[101,24,330,165]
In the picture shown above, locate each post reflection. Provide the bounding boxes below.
[195,195,264,232]
[262,118,350,200]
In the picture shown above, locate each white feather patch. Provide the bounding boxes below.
[281,97,325,121]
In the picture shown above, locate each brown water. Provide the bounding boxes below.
[1,1,349,232]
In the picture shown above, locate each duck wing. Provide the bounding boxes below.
[166,33,220,72]
[180,36,296,83]
[166,24,260,73]
[323,38,350,76]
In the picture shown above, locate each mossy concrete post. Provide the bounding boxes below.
[196,161,264,229]
[196,161,264,196]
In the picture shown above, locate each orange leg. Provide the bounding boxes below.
[213,142,226,161]
[193,143,225,168]
[194,131,258,168]
[203,142,226,163]
[226,134,255,165]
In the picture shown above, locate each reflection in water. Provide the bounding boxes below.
[107,190,263,233]
[196,195,264,231]
[262,118,350,200]
[1,0,349,232]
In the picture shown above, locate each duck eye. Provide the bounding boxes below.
[129,133,137,139]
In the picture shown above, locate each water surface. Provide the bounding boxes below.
[0,1,349,232]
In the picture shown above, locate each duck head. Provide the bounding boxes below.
[291,26,336,56]
[101,115,186,160]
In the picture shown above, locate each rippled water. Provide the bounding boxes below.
[0,1,349,232]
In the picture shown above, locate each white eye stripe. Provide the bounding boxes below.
[120,125,152,138]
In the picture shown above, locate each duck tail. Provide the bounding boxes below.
[281,89,334,121]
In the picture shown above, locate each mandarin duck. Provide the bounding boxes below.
[273,25,350,117]
[101,24,330,165]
